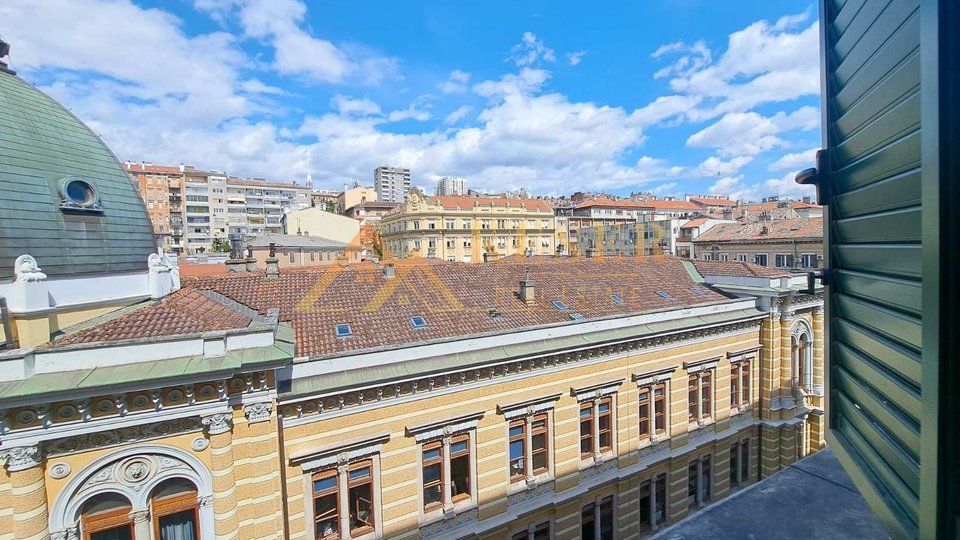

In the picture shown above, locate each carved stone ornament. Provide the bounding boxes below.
[191,437,209,452]
[120,457,152,484]
[197,494,214,507]
[0,444,43,472]
[201,413,233,435]
[49,461,72,479]
[244,401,273,424]
[50,527,79,540]
[129,509,150,523]
[14,254,47,282]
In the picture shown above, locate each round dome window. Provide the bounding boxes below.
[58,176,102,210]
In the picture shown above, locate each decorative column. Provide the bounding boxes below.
[337,463,351,540]
[1,444,49,540]
[441,437,454,512]
[779,311,794,409]
[202,412,239,539]
[811,306,825,397]
[130,509,151,540]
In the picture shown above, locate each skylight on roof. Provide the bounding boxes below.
[569,313,585,321]
[552,300,569,310]
[334,324,352,337]
[487,308,503,319]
[411,316,427,328]
[691,287,706,296]
[656,291,675,300]
[610,294,624,304]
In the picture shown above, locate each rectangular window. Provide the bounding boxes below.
[450,435,471,502]
[289,252,295,263]
[509,420,526,482]
[579,403,594,457]
[730,442,741,489]
[446,220,455,229]
[427,219,436,229]
[512,521,551,540]
[687,455,712,508]
[775,253,794,268]
[689,370,714,422]
[639,473,668,531]
[509,413,549,482]
[754,253,768,266]
[312,472,339,538]
[446,239,455,249]
[413,220,420,230]
[639,383,667,440]
[718,253,729,261]
[731,363,741,407]
[347,461,374,536]
[738,253,748,262]
[741,359,750,405]
[582,496,615,540]
[800,253,818,268]
[597,397,612,452]
[422,442,443,510]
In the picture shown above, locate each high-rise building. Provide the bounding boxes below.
[374,165,411,203]
[435,176,467,196]
[124,163,313,254]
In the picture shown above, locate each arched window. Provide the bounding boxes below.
[80,493,133,540]
[151,479,200,540]
[791,322,814,391]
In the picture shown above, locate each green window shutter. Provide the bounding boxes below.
[819,0,922,537]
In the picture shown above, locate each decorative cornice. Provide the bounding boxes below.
[633,366,677,386]
[201,413,233,435]
[280,317,763,426]
[295,432,390,473]
[497,393,563,420]
[406,411,484,442]
[44,417,203,457]
[726,346,762,359]
[243,401,273,424]
[571,378,624,403]
[0,444,43,471]
[683,356,722,373]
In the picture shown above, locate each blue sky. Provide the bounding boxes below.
[1,0,819,201]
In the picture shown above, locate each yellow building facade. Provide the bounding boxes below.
[380,193,558,262]
[0,258,824,540]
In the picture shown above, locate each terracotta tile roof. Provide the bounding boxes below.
[737,200,819,212]
[690,260,792,279]
[172,256,729,358]
[48,289,252,346]
[689,196,736,207]
[680,217,709,229]
[124,163,182,175]
[431,195,552,212]
[180,263,228,277]
[573,199,701,211]
[693,218,823,243]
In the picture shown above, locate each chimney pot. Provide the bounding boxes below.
[519,278,536,306]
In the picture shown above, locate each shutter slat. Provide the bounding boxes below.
[837,342,921,420]
[836,319,920,386]
[832,132,919,193]
[833,94,919,168]
[835,269,921,317]
[835,367,920,462]
[836,294,921,350]
[833,169,919,218]
[835,206,920,243]
[835,406,919,524]
[834,244,920,279]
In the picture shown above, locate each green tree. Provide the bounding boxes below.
[325,200,336,213]
[211,239,230,252]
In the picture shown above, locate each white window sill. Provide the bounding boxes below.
[418,499,477,527]
[687,418,715,433]
[506,472,553,495]
[637,435,670,453]
[578,450,616,471]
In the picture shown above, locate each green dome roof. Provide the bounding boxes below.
[0,71,156,281]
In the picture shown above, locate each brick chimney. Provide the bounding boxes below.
[245,246,257,272]
[519,276,536,306]
[265,243,280,279]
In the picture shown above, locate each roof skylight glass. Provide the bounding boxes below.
[411,316,427,328]
[610,294,624,304]
[569,313,585,321]
[656,291,675,300]
[691,287,706,296]
[552,300,569,310]
[334,324,352,337]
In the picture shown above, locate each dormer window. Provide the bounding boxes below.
[59,176,102,212]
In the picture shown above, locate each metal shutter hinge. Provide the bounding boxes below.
[806,269,828,295]
[795,149,828,205]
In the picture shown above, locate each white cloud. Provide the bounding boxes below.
[769,148,818,170]
[473,68,551,98]
[697,155,754,177]
[388,103,432,122]
[508,32,556,67]
[331,95,382,117]
[687,112,784,156]
[653,14,818,119]
[200,0,398,85]
[444,106,473,125]
[437,70,471,94]
[240,79,286,95]
[706,170,815,202]
[567,51,587,66]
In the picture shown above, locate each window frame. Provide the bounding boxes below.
[151,485,200,540]
[499,396,559,494]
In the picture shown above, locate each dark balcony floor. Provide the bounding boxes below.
[652,448,889,540]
